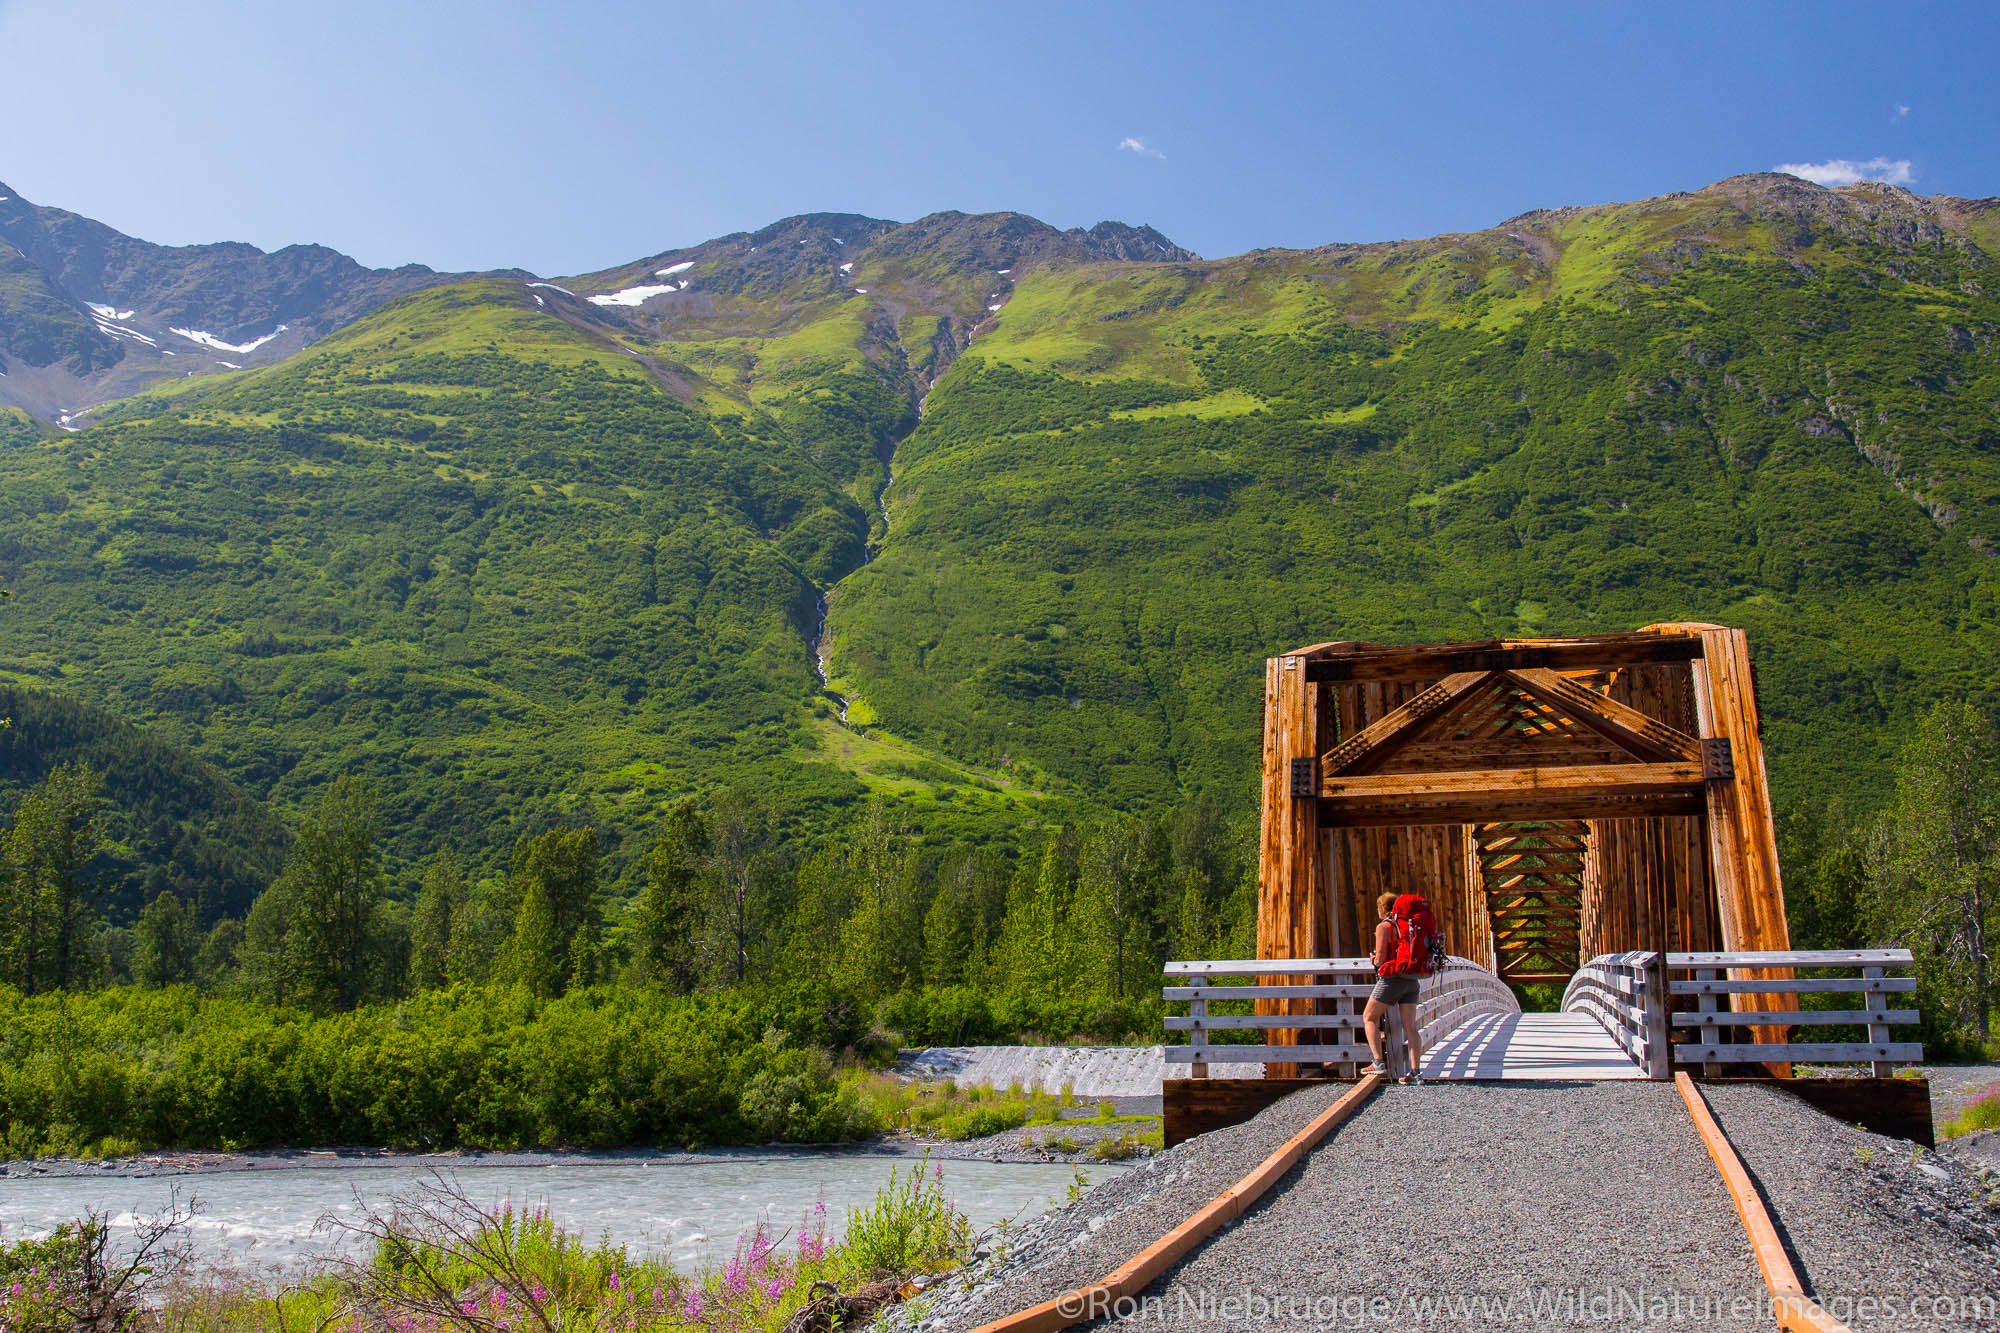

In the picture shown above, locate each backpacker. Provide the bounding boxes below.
[1381,893,1446,978]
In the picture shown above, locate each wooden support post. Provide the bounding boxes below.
[1864,965,1892,1078]
[1696,966,1721,1078]
[1678,625,1797,1073]
[1256,654,1325,1078]
[1642,951,1671,1079]
[1189,990,1209,1079]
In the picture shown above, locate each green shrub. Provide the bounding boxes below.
[1942,1084,2000,1139]
[841,1160,972,1277]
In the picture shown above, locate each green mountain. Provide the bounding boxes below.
[1,174,1997,880]
[0,180,520,422]
[0,686,286,923]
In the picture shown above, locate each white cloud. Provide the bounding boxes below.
[1774,156,1914,187]
[1118,136,1165,160]
[1895,104,1910,118]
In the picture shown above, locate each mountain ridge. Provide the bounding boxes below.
[0,171,1996,880]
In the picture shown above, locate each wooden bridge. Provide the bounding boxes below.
[1164,626,1930,1143]
[968,628,1942,1333]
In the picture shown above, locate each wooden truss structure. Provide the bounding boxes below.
[1255,625,1794,1068]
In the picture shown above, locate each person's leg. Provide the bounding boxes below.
[1399,1000,1422,1080]
[1363,998,1388,1068]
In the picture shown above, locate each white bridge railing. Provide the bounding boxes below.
[1666,949,1922,1076]
[1561,951,1670,1077]
[1163,956,1521,1078]
[1563,948,1924,1077]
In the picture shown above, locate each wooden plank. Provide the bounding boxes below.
[1305,634,1704,682]
[1162,1077,1339,1147]
[1324,761,1704,801]
[1166,1013,1382,1031]
[1671,1009,1918,1027]
[1318,670,1495,775]
[1667,949,1913,967]
[1671,623,1797,1070]
[1671,976,1916,995]
[1321,763,1706,825]
[1675,1073,1857,1333]
[1167,957,1373,976]
[1165,1043,1377,1062]
[1697,1076,1935,1147]
[1330,794,1707,826]
[1505,667,1705,762]
[1255,653,1328,1079]
[1164,984,1375,1001]
[1672,1041,1924,1062]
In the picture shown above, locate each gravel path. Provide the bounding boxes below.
[1703,1082,2000,1333]
[897,1082,1770,1332]
[1092,1082,1761,1331]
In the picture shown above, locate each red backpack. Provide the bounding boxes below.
[1381,893,1444,977]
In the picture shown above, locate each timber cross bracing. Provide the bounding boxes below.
[1254,624,1795,1077]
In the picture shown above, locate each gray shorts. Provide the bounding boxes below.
[1370,973,1420,1005]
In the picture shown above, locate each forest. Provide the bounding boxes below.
[2,690,1996,1159]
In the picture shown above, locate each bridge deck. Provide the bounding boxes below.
[1421,1010,1645,1080]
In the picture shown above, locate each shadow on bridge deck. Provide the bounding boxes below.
[1421,1010,1647,1080]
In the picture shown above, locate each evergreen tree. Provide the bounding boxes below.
[446,880,508,986]
[239,878,299,1004]
[1082,815,1147,999]
[501,827,601,996]
[1871,700,2000,1039]
[632,798,709,992]
[281,776,387,1012]
[1173,869,1214,962]
[707,789,776,985]
[921,861,974,988]
[407,850,465,991]
[782,847,854,984]
[197,917,243,989]
[1,762,104,992]
[132,889,196,988]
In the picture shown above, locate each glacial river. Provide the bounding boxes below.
[0,1155,1107,1274]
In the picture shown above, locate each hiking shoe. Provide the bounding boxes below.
[1400,1073,1425,1086]
[1360,1062,1388,1078]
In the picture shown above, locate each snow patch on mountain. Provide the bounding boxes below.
[588,284,678,307]
[655,260,695,276]
[87,303,136,321]
[171,325,288,355]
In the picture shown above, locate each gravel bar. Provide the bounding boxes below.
[891,1082,1355,1332]
[1703,1082,2000,1333]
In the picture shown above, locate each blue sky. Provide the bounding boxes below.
[1,0,1993,276]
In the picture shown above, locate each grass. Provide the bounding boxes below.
[850,1075,1163,1147]
[1941,1083,2000,1139]
[791,711,1047,806]
[1110,388,1267,421]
